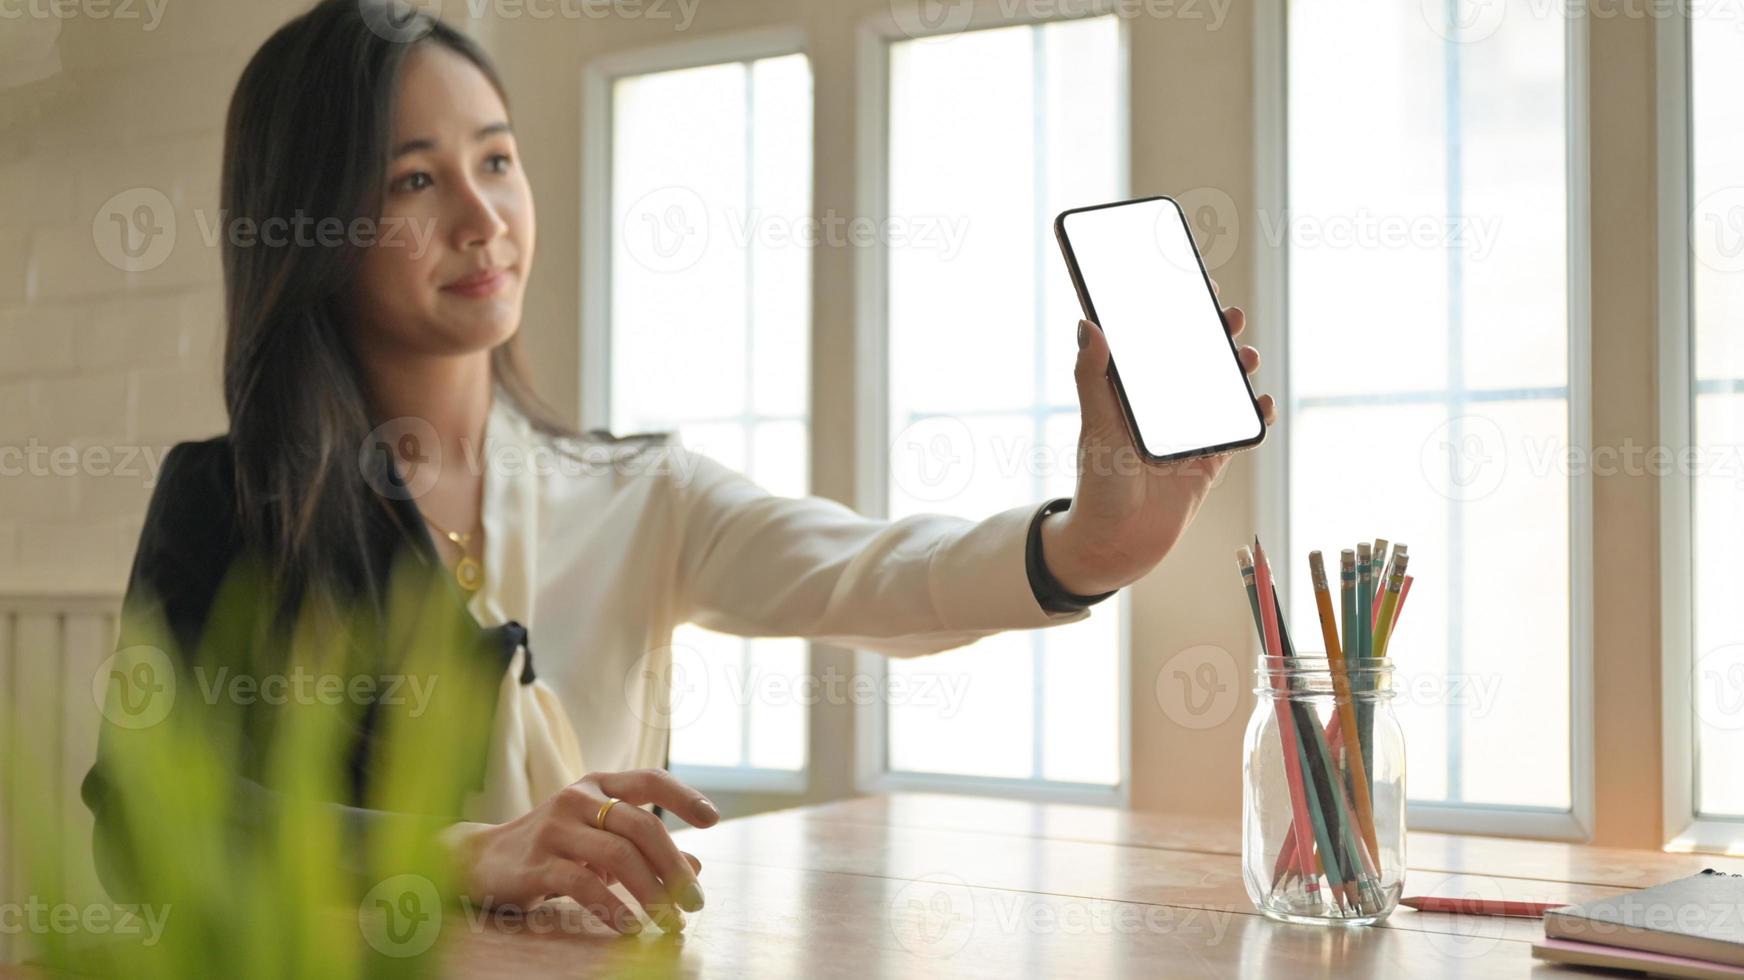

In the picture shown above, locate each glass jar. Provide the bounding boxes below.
[1241,656,1404,926]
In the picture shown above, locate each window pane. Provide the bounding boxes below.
[1286,0,1571,809]
[884,16,1122,787]
[1690,13,1744,819]
[610,54,813,772]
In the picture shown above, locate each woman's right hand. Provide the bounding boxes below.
[443,769,721,934]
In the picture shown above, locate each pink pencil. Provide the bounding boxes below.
[1252,538,1319,884]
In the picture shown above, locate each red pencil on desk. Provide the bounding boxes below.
[1400,896,1568,918]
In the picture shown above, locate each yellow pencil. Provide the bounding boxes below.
[1372,550,1411,660]
[1309,551,1380,868]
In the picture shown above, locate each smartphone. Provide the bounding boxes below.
[1054,195,1267,464]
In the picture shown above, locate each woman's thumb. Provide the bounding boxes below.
[1074,319,1126,441]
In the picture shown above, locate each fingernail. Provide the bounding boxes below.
[681,881,706,912]
[1077,320,1089,350]
[698,798,719,821]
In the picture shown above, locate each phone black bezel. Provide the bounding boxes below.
[1053,194,1268,465]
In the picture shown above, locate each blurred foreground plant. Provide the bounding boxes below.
[6,555,506,978]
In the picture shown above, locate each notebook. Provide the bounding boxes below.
[1534,938,1744,979]
[1543,869,1744,968]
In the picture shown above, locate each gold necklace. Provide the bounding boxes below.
[421,512,484,594]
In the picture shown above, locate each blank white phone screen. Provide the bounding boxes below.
[1060,197,1263,458]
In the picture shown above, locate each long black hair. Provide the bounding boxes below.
[220,0,580,630]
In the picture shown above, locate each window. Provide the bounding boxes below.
[606,53,813,774]
[878,15,1124,789]
[1282,1,1579,819]
[1685,11,1744,821]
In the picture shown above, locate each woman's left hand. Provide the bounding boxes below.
[1040,300,1276,597]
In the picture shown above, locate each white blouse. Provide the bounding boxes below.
[456,392,1091,822]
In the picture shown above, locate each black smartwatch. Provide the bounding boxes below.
[1025,497,1118,614]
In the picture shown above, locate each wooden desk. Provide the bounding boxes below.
[439,793,1744,977]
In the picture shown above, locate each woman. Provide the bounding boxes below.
[82,0,1274,937]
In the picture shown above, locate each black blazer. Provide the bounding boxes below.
[80,436,529,902]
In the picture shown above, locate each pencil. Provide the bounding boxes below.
[1239,546,1321,887]
[1364,549,1408,806]
[1356,543,1373,663]
[1373,550,1411,660]
[1400,897,1565,918]
[1338,548,1360,809]
[1355,542,1375,794]
[1374,533,1388,596]
[1340,550,1357,677]
[1265,563,1364,910]
[1240,549,1311,889]
[1373,543,1405,626]
[1266,549,1364,893]
[1262,584,1372,913]
[1310,551,1380,867]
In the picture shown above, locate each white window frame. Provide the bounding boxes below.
[580,26,813,796]
[1252,0,1596,840]
[1656,9,1744,854]
[849,3,1134,807]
